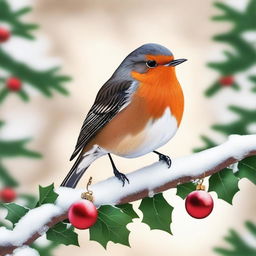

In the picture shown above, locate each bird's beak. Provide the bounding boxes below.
[166,58,187,67]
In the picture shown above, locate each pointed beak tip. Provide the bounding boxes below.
[179,58,188,64]
[168,58,188,67]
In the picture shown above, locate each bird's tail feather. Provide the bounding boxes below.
[61,152,97,188]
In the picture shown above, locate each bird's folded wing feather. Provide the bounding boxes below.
[70,79,135,160]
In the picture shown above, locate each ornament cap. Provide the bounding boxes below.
[81,191,94,202]
[196,184,205,190]
[81,177,94,202]
[196,179,205,190]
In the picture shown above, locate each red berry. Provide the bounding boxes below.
[68,200,98,229]
[6,77,22,91]
[0,27,10,43]
[185,190,214,219]
[0,188,17,203]
[219,76,234,86]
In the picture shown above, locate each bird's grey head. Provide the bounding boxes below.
[111,43,186,81]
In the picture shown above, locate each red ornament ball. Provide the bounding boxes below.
[68,200,98,229]
[6,77,22,91]
[185,190,214,219]
[0,27,10,43]
[0,187,17,203]
[219,75,234,86]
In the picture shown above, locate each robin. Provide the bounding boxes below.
[61,43,187,188]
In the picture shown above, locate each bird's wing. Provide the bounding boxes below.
[70,79,135,160]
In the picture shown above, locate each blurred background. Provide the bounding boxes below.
[1,0,256,255]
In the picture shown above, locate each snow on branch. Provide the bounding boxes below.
[1,134,256,255]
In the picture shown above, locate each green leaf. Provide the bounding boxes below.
[2,203,29,225]
[19,194,38,208]
[0,88,9,104]
[17,90,30,102]
[0,48,70,98]
[139,193,173,234]
[0,138,42,158]
[236,156,256,184]
[0,163,18,187]
[246,221,256,235]
[0,0,37,39]
[212,106,256,135]
[31,241,58,256]
[46,222,79,246]
[116,203,139,219]
[37,184,58,206]
[205,81,222,97]
[209,169,239,204]
[89,205,132,248]
[193,135,217,153]
[176,182,196,199]
[214,221,256,256]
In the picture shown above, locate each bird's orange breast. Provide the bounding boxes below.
[131,56,184,125]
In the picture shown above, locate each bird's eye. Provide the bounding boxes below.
[146,60,157,68]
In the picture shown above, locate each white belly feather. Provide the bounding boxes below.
[121,107,178,158]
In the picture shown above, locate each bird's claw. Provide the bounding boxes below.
[114,169,130,186]
[159,154,172,168]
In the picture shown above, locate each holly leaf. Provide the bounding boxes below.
[37,184,58,206]
[89,205,132,248]
[46,222,79,246]
[209,168,239,204]
[138,193,173,234]
[116,203,139,219]
[236,156,256,184]
[19,194,38,208]
[176,182,196,199]
[2,203,29,225]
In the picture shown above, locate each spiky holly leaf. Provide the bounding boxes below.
[37,184,58,206]
[176,182,197,199]
[116,203,139,219]
[89,205,132,248]
[209,169,239,204]
[46,222,79,246]
[139,193,173,234]
[3,203,29,225]
[236,156,256,184]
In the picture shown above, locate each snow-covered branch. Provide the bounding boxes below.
[1,134,256,255]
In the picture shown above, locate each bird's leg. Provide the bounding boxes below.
[153,151,172,168]
[108,153,129,186]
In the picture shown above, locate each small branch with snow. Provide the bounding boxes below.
[1,134,256,255]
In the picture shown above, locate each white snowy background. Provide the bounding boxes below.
[1,0,256,255]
